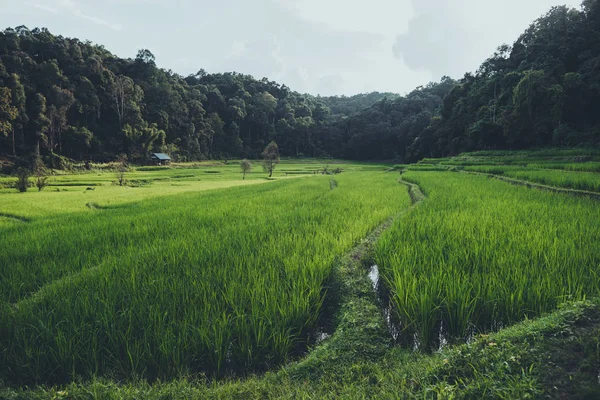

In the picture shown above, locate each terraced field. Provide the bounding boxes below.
[1,152,599,398]
[0,160,409,384]
[376,171,600,348]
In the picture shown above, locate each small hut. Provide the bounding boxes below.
[150,153,171,166]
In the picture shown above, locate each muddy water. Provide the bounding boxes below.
[369,264,481,351]
[368,265,400,342]
[315,329,330,344]
[367,265,379,290]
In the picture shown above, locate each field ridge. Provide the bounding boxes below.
[458,170,600,200]
[287,177,427,378]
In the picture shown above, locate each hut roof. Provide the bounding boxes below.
[151,153,171,160]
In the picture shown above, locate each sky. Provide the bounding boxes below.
[0,0,582,96]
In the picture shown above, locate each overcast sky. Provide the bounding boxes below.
[0,0,581,96]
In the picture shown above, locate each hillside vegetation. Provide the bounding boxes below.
[2,2,600,167]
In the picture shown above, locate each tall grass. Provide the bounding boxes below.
[464,165,600,192]
[527,162,600,172]
[376,171,600,349]
[429,149,600,167]
[0,172,410,384]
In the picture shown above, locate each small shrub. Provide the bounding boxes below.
[116,155,128,186]
[35,176,49,191]
[33,155,49,191]
[240,159,252,180]
[16,168,30,193]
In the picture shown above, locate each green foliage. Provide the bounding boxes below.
[3,2,598,165]
[0,28,399,163]
[15,167,29,192]
[0,86,17,137]
[376,171,600,348]
[1,158,599,396]
[464,165,600,192]
[3,300,599,398]
[261,141,280,177]
[0,169,405,384]
[240,158,252,180]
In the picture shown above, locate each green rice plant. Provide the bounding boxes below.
[464,165,600,192]
[376,171,600,349]
[406,164,450,172]
[0,170,410,384]
[527,162,600,172]
[435,149,600,167]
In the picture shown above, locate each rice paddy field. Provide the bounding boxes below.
[462,165,600,192]
[1,150,600,398]
[415,148,600,193]
[376,171,600,348]
[0,160,410,384]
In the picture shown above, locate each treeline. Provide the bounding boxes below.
[352,1,600,161]
[0,26,399,165]
[0,1,599,166]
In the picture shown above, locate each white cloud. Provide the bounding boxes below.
[275,0,413,36]
[30,3,59,14]
[30,0,122,30]
[394,0,582,78]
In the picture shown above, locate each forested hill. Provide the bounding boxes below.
[0,27,401,165]
[1,1,599,166]
[345,1,600,161]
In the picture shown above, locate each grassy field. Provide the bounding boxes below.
[0,159,371,217]
[0,160,409,385]
[410,149,600,192]
[376,171,600,348]
[462,165,600,192]
[1,152,599,398]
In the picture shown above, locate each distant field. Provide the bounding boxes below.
[0,160,387,217]
[462,165,600,192]
[411,149,600,192]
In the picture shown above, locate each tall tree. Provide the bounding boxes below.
[7,73,26,156]
[262,141,280,178]
[0,87,17,145]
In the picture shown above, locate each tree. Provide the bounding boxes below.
[65,126,93,159]
[29,93,50,155]
[110,75,136,128]
[1,17,599,165]
[15,167,30,192]
[262,141,280,178]
[115,154,128,186]
[33,155,48,191]
[240,159,252,180]
[8,74,26,156]
[0,87,17,143]
[47,86,75,155]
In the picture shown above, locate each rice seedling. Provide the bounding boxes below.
[376,171,600,349]
[527,162,600,172]
[464,165,600,192]
[0,169,410,384]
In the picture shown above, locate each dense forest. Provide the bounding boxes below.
[0,0,599,166]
